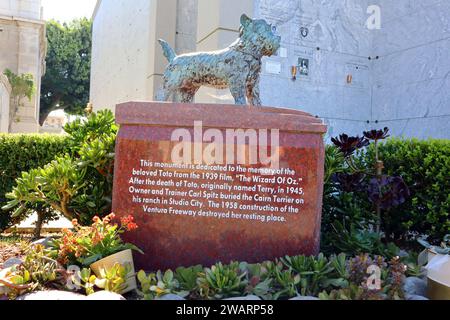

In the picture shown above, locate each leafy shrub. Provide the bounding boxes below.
[0,134,69,232]
[366,138,450,244]
[3,110,117,227]
[322,137,450,250]
[3,69,35,110]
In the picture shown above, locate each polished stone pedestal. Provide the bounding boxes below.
[113,101,327,271]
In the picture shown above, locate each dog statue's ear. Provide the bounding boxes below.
[240,14,252,27]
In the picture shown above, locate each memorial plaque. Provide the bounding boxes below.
[113,102,327,271]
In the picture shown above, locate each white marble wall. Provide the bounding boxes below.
[372,0,450,139]
[253,0,450,140]
[175,0,198,54]
[254,0,374,140]
[90,0,156,109]
[89,0,449,139]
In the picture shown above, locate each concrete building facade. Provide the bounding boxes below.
[0,0,46,133]
[90,0,450,140]
[0,73,11,132]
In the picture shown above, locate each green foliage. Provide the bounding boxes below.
[3,110,117,226]
[322,138,450,251]
[0,134,69,232]
[197,262,248,300]
[326,222,385,255]
[137,269,188,300]
[3,69,35,107]
[271,266,300,299]
[40,19,92,124]
[93,263,131,294]
[0,245,65,299]
[136,253,407,300]
[367,138,450,244]
[175,265,203,293]
[281,253,347,297]
[324,145,345,186]
[78,263,132,295]
[319,254,406,301]
[319,284,377,300]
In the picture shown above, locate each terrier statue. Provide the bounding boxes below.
[158,14,281,106]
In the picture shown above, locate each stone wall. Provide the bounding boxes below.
[90,0,450,140]
[0,0,42,20]
[0,73,11,133]
[193,0,450,139]
[175,0,198,54]
[372,0,450,139]
[90,0,177,111]
[251,0,373,140]
[90,0,156,110]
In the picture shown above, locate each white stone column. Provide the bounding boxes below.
[9,19,45,133]
[147,0,178,100]
[0,74,11,133]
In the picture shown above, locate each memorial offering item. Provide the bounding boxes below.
[158,14,281,105]
[51,214,142,293]
[112,102,327,270]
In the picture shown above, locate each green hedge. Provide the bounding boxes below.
[367,138,450,243]
[322,137,450,251]
[0,134,69,231]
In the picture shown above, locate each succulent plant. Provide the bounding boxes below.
[137,269,188,300]
[271,267,300,300]
[332,173,366,193]
[0,245,66,299]
[94,263,131,294]
[197,262,248,300]
[175,265,203,294]
[364,127,390,141]
[137,270,157,300]
[367,176,410,210]
[331,134,370,158]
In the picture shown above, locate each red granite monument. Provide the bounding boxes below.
[112,101,327,271]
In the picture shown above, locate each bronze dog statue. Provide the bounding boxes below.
[158,14,281,106]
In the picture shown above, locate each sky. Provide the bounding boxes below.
[42,0,97,22]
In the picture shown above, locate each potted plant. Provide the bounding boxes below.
[51,213,143,294]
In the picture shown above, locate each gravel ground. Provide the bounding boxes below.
[0,235,31,268]
[0,244,23,268]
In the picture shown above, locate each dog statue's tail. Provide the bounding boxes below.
[158,39,176,63]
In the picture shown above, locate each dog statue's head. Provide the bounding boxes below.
[239,14,281,57]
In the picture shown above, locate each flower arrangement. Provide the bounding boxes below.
[51,213,142,267]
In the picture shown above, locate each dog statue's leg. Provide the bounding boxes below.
[157,78,174,102]
[229,82,247,105]
[158,87,171,102]
[246,76,262,107]
[178,88,197,103]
